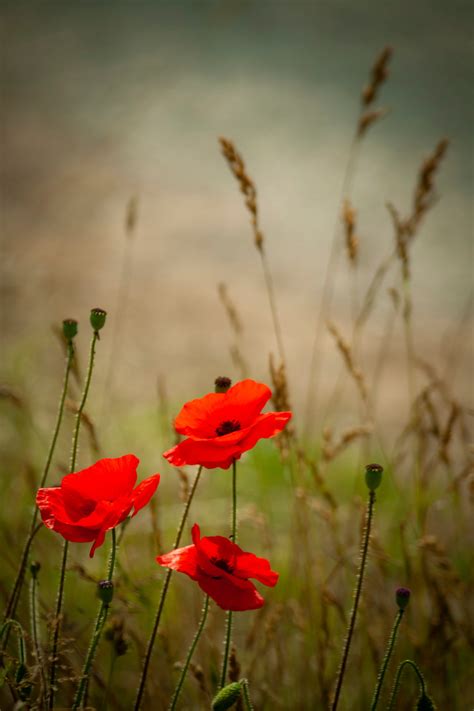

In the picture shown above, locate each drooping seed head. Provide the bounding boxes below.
[416,692,437,710]
[211,682,242,711]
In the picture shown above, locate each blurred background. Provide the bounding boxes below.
[1,3,473,709]
[1,0,472,432]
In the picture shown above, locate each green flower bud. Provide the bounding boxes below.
[395,587,411,610]
[211,682,242,710]
[365,463,383,491]
[417,692,436,710]
[90,308,107,333]
[215,376,232,393]
[98,580,114,605]
[30,561,41,577]
[62,319,78,341]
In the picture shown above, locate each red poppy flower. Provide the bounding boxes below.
[157,524,278,611]
[36,455,160,557]
[163,379,292,469]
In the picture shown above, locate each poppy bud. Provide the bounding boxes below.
[211,682,242,711]
[98,580,114,605]
[90,308,107,334]
[215,376,232,393]
[62,319,78,342]
[396,587,411,610]
[365,463,383,491]
[416,692,436,710]
[30,561,41,577]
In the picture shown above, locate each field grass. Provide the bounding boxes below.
[1,47,472,711]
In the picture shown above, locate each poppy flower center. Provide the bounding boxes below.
[210,557,234,574]
[215,419,241,437]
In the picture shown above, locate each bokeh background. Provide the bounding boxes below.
[1,2,473,709]
[1,0,472,429]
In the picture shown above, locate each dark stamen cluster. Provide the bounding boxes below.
[211,557,234,574]
[215,420,241,437]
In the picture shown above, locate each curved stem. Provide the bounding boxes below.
[168,595,209,710]
[72,528,117,710]
[331,489,376,710]
[241,678,255,711]
[134,465,203,710]
[48,331,99,709]
[219,460,238,689]
[387,659,426,711]
[3,340,75,626]
[370,609,404,710]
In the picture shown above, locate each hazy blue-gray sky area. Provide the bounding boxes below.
[1,1,472,421]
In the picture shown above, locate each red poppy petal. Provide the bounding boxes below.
[50,519,100,543]
[173,380,272,439]
[163,440,240,470]
[131,474,160,517]
[237,411,292,453]
[61,455,139,507]
[174,392,227,437]
[221,380,271,426]
[157,544,198,580]
[36,487,67,528]
[234,552,279,587]
[196,573,264,611]
[89,528,108,557]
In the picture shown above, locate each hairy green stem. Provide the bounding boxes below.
[370,608,405,710]
[48,331,99,710]
[72,529,117,710]
[331,489,376,711]
[3,340,75,627]
[168,595,209,710]
[30,567,46,704]
[241,678,255,711]
[219,460,238,690]
[387,659,426,710]
[134,465,203,710]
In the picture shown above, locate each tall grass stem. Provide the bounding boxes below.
[134,465,203,710]
[168,595,209,710]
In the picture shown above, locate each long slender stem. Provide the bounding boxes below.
[303,132,362,438]
[331,489,376,711]
[3,340,75,626]
[370,608,405,710]
[259,248,286,366]
[72,529,117,710]
[134,465,203,710]
[219,460,238,689]
[387,659,426,711]
[48,331,99,710]
[30,566,47,704]
[168,595,209,710]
